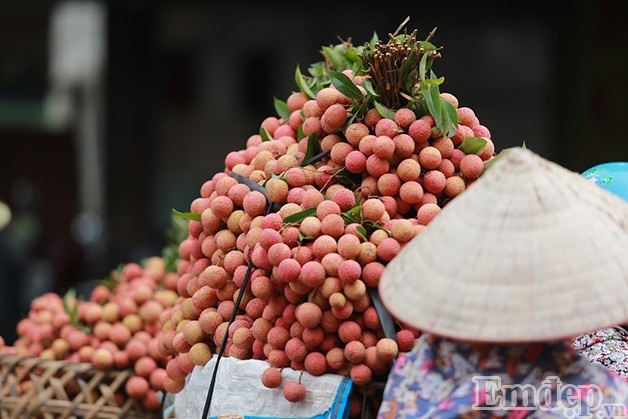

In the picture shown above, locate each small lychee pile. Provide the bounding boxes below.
[159,25,498,416]
[2,256,179,412]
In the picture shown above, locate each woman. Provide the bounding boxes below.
[376,148,628,418]
[572,161,628,380]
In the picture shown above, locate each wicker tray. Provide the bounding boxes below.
[0,355,159,419]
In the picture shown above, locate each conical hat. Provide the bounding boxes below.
[379,147,628,343]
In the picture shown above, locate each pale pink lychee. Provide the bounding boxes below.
[345,150,367,174]
[261,366,283,389]
[331,188,355,211]
[304,351,327,376]
[479,138,495,161]
[377,173,401,196]
[443,175,466,198]
[398,180,424,205]
[432,136,454,159]
[242,191,268,217]
[365,155,390,178]
[372,135,395,159]
[344,122,370,146]
[396,158,421,182]
[320,103,348,134]
[374,118,399,138]
[337,234,361,259]
[319,133,343,152]
[337,320,362,343]
[277,258,301,282]
[283,380,307,402]
[298,260,326,288]
[418,146,442,170]
[393,108,416,129]
[416,203,442,226]
[408,119,431,143]
[422,170,447,194]
[337,259,362,284]
[361,198,385,222]
[459,154,484,179]
[457,106,479,127]
[361,261,385,287]
[393,133,415,158]
[376,237,401,262]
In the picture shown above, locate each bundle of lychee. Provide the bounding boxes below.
[2,256,179,412]
[158,24,498,414]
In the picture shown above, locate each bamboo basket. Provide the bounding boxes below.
[0,354,159,419]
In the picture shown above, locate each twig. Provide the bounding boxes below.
[392,16,411,37]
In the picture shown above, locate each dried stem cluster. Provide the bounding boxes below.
[363,27,441,109]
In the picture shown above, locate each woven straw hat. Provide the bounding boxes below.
[379,147,628,343]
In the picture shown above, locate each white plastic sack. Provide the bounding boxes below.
[174,355,353,418]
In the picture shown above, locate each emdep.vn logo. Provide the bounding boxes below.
[472,376,627,418]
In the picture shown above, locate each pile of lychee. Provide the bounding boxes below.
[0,256,179,412]
[157,29,497,416]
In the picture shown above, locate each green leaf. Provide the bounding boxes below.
[259,126,272,142]
[62,288,75,316]
[419,41,437,51]
[355,225,368,242]
[399,50,417,84]
[322,46,345,71]
[302,133,321,164]
[345,48,362,67]
[274,97,291,120]
[328,71,363,100]
[62,288,82,327]
[441,99,459,136]
[348,205,362,220]
[341,203,362,224]
[373,101,396,120]
[418,51,429,82]
[368,32,379,49]
[361,79,379,98]
[422,84,443,128]
[427,70,445,85]
[298,232,315,243]
[98,276,117,291]
[334,168,363,188]
[341,212,359,224]
[363,220,391,236]
[354,191,362,207]
[172,208,201,222]
[458,137,488,155]
[283,207,317,224]
[439,104,452,138]
[295,65,316,99]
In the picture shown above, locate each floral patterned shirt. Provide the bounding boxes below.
[377,334,628,418]
[572,327,628,380]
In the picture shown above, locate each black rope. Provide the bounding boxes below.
[159,389,168,418]
[202,141,329,417]
[367,287,397,342]
[299,149,330,167]
[200,259,255,419]
[200,202,273,419]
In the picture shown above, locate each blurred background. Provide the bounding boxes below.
[0,0,626,343]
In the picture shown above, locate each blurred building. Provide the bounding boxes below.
[0,0,626,343]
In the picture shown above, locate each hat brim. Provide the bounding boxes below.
[378,147,628,343]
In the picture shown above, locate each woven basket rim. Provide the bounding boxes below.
[0,353,158,419]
